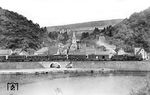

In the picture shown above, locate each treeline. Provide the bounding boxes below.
[0,7,47,51]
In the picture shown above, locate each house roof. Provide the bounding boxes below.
[34,47,49,53]
[19,51,29,55]
[48,46,59,55]
[0,49,12,55]
[13,48,22,54]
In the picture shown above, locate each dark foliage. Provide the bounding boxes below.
[84,7,150,52]
[0,8,47,50]
[81,32,89,40]
[48,31,58,40]
[48,31,69,44]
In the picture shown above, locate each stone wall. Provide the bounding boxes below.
[72,61,150,71]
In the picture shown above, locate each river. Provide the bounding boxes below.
[0,72,149,95]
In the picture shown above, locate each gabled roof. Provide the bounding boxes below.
[19,51,29,55]
[34,47,49,55]
[13,48,22,54]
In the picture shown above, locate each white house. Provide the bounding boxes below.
[19,51,29,56]
[134,47,148,60]
[117,48,127,55]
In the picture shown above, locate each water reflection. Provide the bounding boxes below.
[0,73,149,95]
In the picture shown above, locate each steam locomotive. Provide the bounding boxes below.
[0,54,143,62]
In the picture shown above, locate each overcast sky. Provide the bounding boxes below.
[0,0,150,27]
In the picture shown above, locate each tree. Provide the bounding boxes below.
[81,32,89,40]
[48,31,58,40]
[93,27,100,34]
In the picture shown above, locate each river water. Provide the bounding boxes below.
[0,73,149,95]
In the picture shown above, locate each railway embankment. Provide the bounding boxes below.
[0,61,150,75]
[0,62,44,69]
[72,61,150,71]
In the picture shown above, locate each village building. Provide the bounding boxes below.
[0,49,12,56]
[69,32,79,51]
[85,47,115,58]
[134,47,149,60]
[34,47,49,55]
[19,51,29,56]
[56,43,71,55]
[68,35,116,58]
[117,48,128,55]
[13,48,22,55]
[49,46,59,55]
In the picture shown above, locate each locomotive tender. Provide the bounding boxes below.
[0,54,143,62]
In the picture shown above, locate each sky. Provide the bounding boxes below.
[0,0,150,27]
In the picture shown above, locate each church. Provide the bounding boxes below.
[69,32,79,51]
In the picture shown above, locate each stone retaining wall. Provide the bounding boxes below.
[72,61,150,70]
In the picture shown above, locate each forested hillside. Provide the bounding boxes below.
[0,7,47,51]
[83,7,150,52]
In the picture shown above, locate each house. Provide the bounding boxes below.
[85,47,115,58]
[134,47,148,60]
[13,48,22,55]
[34,47,49,55]
[0,49,12,56]
[56,43,71,55]
[19,51,29,56]
[117,48,127,55]
[49,46,59,55]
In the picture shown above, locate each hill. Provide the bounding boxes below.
[47,19,122,33]
[87,7,150,52]
[0,7,47,51]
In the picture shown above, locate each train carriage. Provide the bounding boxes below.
[111,55,143,61]
[47,55,67,61]
[26,56,47,62]
[87,54,110,61]
[96,55,110,61]
[68,55,87,61]
[7,55,26,62]
[87,54,97,61]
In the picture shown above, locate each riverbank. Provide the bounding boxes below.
[0,68,113,74]
[0,68,150,77]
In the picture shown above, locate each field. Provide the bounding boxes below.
[47,19,122,33]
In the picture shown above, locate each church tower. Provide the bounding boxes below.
[70,32,77,51]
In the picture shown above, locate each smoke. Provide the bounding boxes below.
[96,36,116,54]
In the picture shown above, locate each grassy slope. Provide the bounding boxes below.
[47,19,123,33]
